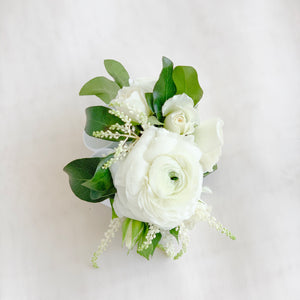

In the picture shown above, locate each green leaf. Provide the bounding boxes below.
[81,154,116,198]
[145,93,154,113]
[85,106,125,141]
[104,59,130,88]
[109,198,118,219]
[79,76,120,104]
[203,164,218,177]
[122,218,131,239]
[153,57,177,121]
[147,116,163,126]
[137,233,162,260]
[172,66,203,106]
[63,158,108,202]
[89,190,115,201]
[169,227,179,242]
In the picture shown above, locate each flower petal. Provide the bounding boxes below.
[129,78,156,92]
[162,93,194,116]
[111,127,203,229]
[193,118,224,173]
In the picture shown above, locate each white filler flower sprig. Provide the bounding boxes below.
[64,57,235,268]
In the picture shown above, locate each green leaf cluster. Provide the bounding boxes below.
[64,57,206,258]
[78,60,132,143]
[120,219,163,260]
[79,59,129,103]
[146,56,203,122]
[79,57,204,141]
[63,154,116,203]
[65,59,132,203]
[137,225,162,260]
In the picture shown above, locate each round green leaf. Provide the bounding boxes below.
[63,157,107,202]
[85,106,125,141]
[172,66,203,106]
[79,76,120,104]
[104,59,130,88]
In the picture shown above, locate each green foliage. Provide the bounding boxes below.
[137,226,162,260]
[145,92,154,113]
[63,157,112,202]
[203,164,218,177]
[110,198,118,219]
[137,233,162,260]
[153,57,177,121]
[169,227,179,242]
[81,154,116,198]
[90,190,106,200]
[85,106,124,141]
[147,116,163,126]
[79,76,120,104]
[104,59,130,88]
[172,66,203,106]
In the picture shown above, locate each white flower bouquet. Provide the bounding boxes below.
[64,57,235,267]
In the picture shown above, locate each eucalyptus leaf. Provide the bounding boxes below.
[79,76,120,104]
[104,59,130,88]
[172,66,203,106]
[63,158,108,202]
[85,106,125,141]
[153,57,176,121]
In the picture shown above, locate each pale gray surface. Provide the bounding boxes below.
[1,0,300,299]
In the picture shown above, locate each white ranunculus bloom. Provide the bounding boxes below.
[162,94,198,135]
[193,118,224,173]
[110,126,203,230]
[110,78,154,122]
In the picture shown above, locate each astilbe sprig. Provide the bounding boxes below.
[138,224,160,251]
[157,224,190,260]
[185,201,236,240]
[91,217,123,268]
[92,109,140,169]
[158,201,235,260]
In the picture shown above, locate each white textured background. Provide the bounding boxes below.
[1,0,300,299]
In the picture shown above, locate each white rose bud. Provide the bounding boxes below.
[110,126,203,230]
[162,94,198,135]
[193,118,224,173]
[110,79,154,123]
[122,218,144,250]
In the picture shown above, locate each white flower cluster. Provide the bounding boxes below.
[86,77,233,263]
[138,224,160,251]
[91,217,122,268]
